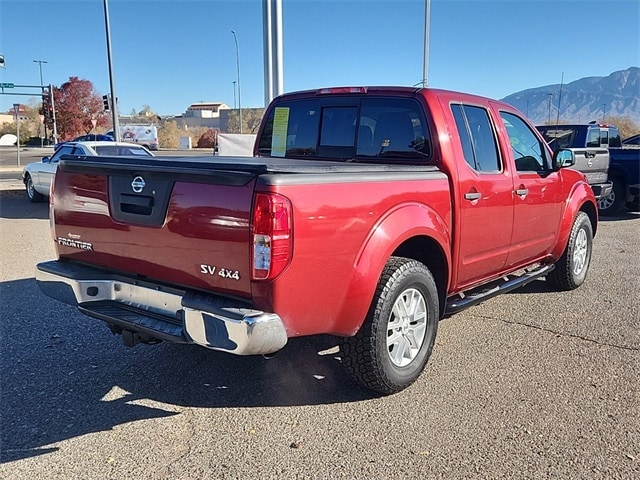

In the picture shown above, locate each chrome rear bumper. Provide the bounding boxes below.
[35,260,287,355]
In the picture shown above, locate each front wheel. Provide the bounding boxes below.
[547,211,593,291]
[25,174,45,203]
[341,257,439,395]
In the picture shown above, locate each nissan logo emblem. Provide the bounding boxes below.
[131,176,146,193]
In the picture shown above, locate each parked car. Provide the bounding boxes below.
[22,141,154,203]
[622,133,640,147]
[54,134,114,149]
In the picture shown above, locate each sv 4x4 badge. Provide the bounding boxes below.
[200,264,241,281]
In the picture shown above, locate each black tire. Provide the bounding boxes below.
[597,177,625,216]
[341,257,439,395]
[547,211,592,291]
[25,174,45,203]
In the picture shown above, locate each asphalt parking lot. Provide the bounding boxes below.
[0,179,638,479]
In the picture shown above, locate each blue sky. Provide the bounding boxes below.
[1,0,638,116]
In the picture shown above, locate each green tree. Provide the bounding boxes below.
[50,77,110,141]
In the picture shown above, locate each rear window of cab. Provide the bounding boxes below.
[257,97,433,163]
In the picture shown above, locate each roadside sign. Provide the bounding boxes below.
[0,82,14,88]
[13,103,20,116]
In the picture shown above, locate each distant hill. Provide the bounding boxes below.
[501,67,640,126]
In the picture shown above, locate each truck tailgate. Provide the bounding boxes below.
[52,156,258,299]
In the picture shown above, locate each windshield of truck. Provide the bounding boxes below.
[257,96,433,163]
[538,127,577,150]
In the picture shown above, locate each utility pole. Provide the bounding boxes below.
[103,0,120,141]
[33,59,48,144]
[231,30,242,134]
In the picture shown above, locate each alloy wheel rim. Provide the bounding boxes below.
[572,228,588,275]
[386,288,427,367]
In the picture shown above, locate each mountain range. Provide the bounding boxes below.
[501,67,639,126]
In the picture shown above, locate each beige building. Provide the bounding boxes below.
[173,102,264,133]
[175,102,230,130]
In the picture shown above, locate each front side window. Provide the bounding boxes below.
[500,112,549,172]
[451,104,501,172]
[257,96,432,163]
[609,127,622,148]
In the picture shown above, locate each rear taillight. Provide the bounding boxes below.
[251,192,292,280]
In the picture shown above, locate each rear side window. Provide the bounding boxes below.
[451,104,501,172]
[538,127,576,151]
[586,128,600,147]
[257,96,432,163]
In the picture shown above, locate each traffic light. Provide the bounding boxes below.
[103,94,110,111]
[0,53,5,68]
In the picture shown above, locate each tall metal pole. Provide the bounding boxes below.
[273,0,283,97]
[231,30,242,134]
[13,104,20,166]
[422,0,431,87]
[34,59,48,145]
[262,0,273,105]
[103,0,120,141]
[232,80,237,109]
[50,84,58,143]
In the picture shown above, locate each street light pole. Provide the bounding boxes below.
[33,59,48,145]
[232,80,237,109]
[231,30,242,134]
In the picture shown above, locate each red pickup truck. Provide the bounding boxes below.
[36,87,597,394]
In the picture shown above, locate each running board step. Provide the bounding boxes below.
[445,264,555,316]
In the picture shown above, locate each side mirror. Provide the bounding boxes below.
[552,149,575,171]
[41,156,50,163]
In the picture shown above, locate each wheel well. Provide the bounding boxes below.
[392,236,448,318]
[581,201,598,237]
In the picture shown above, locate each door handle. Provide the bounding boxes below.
[515,188,528,197]
[464,192,481,201]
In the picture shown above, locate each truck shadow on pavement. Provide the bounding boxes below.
[0,278,375,463]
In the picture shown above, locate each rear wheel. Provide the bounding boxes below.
[341,257,439,395]
[598,177,625,216]
[547,212,592,291]
[25,174,45,203]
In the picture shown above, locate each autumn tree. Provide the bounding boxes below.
[49,77,110,141]
[603,116,640,140]
[197,129,218,148]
